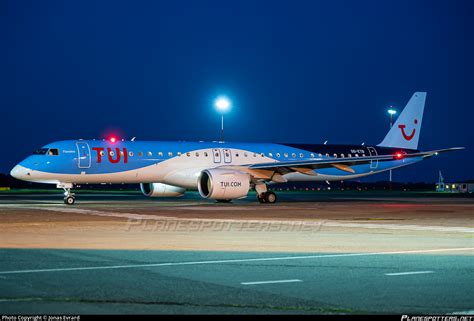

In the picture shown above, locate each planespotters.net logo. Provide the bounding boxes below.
[401,315,474,321]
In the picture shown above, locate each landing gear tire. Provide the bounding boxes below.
[264,191,277,204]
[257,191,277,204]
[64,196,75,205]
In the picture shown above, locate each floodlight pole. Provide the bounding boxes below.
[221,114,224,142]
[215,96,230,142]
[389,118,392,184]
[389,112,394,186]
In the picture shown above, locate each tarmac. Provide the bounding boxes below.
[0,191,472,314]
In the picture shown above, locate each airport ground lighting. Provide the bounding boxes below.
[215,96,231,142]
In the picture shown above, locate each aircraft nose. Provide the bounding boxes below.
[10,164,32,180]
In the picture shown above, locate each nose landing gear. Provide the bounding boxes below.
[64,194,76,205]
[57,183,75,205]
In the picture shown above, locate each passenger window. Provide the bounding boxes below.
[269,153,273,157]
[129,151,134,157]
[109,150,115,156]
[276,153,280,158]
[318,153,322,158]
[138,152,143,157]
[260,153,264,157]
[235,153,239,157]
[158,152,163,157]
[284,153,288,158]
[168,152,173,157]
[204,152,208,157]
[355,154,359,157]
[195,152,199,157]
[299,153,304,158]
[100,151,105,156]
[292,153,296,158]
[120,151,124,156]
[177,152,182,156]
[244,152,248,157]
[326,153,329,158]
[310,153,315,158]
[348,154,352,158]
[147,152,152,157]
[187,152,191,157]
[333,154,337,158]
[341,154,344,158]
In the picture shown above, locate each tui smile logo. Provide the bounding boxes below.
[398,119,418,141]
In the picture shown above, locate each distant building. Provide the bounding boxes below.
[436,171,474,193]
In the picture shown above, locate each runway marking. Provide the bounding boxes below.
[8,206,474,233]
[451,310,474,315]
[385,271,434,276]
[322,222,474,233]
[241,279,302,285]
[0,298,41,303]
[0,247,472,275]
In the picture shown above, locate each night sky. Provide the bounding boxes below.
[1,0,472,182]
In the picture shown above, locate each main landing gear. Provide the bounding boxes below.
[257,191,277,204]
[58,183,75,205]
[255,183,277,204]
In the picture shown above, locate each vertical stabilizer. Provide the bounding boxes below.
[378,92,426,150]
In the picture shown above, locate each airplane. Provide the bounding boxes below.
[10,92,463,205]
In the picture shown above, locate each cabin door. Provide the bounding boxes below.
[212,148,222,164]
[223,149,232,163]
[367,147,378,169]
[76,142,91,169]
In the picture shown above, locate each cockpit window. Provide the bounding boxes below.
[33,148,48,155]
[48,148,59,156]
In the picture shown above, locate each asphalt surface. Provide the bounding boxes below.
[0,191,473,314]
[0,249,473,314]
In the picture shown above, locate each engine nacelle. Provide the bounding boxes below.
[198,169,250,200]
[140,183,185,197]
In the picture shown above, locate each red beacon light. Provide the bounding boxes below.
[394,152,404,160]
[109,136,118,144]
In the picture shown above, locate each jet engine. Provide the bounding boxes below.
[198,168,250,200]
[140,183,185,197]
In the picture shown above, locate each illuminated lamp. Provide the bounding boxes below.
[394,152,404,160]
